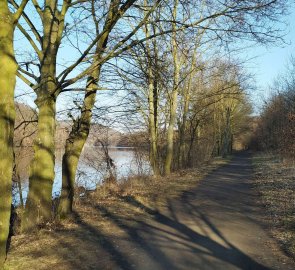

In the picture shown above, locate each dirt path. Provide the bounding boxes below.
[105,152,295,270]
[6,152,295,270]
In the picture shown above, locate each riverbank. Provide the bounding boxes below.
[252,152,295,259]
[5,157,229,270]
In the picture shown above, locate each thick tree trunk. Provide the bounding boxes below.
[22,0,65,231]
[0,6,17,266]
[22,95,56,231]
[58,133,86,217]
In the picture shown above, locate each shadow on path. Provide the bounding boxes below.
[11,152,294,270]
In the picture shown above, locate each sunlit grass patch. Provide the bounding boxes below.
[252,152,295,258]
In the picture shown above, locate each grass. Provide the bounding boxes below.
[252,152,295,258]
[4,157,229,270]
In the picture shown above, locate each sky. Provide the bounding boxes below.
[243,5,295,112]
[14,2,295,116]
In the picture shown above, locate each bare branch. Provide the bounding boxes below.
[16,23,43,60]
[9,0,42,44]
[13,0,29,23]
[16,71,38,89]
[31,0,43,19]
[18,66,39,82]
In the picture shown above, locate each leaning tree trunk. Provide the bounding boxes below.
[58,76,98,218]
[0,7,17,266]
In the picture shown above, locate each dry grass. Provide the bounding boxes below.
[4,157,229,270]
[252,152,295,258]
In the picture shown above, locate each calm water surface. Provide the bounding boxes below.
[13,147,150,205]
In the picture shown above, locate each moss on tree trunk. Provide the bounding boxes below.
[22,95,56,231]
[0,4,17,267]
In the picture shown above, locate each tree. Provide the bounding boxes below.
[18,0,73,231]
[0,0,28,266]
[58,0,162,217]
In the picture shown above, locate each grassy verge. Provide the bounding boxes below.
[252,152,295,258]
[4,157,229,270]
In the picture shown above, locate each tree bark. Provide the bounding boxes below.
[22,94,56,231]
[0,6,16,266]
[148,75,160,175]
[178,51,196,168]
[144,12,160,176]
[164,0,179,175]
[0,0,28,265]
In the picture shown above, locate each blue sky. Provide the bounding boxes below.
[244,5,295,111]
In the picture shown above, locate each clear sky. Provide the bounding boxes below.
[244,4,295,112]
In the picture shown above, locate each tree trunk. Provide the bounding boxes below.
[164,89,178,175]
[164,0,179,175]
[178,50,197,168]
[187,119,200,167]
[0,5,17,265]
[143,3,160,176]
[58,74,99,218]
[22,0,65,231]
[22,95,56,231]
[178,84,190,168]
[222,107,232,157]
[148,76,160,176]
